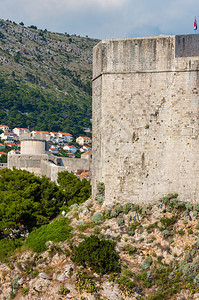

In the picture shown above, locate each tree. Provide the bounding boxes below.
[57,171,91,206]
[0,168,65,232]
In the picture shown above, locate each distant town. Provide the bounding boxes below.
[0,124,92,162]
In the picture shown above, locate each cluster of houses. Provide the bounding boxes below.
[0,125,92,159]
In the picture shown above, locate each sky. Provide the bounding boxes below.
[0,0,198,40]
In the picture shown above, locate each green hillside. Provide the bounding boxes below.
[0,19,99,136]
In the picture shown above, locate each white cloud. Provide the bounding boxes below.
[0,0,198,39]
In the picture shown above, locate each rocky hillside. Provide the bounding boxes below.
[0,19,99,135]
[1,191,199,299]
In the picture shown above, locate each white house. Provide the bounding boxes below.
[80,145,92,152]
[76,136,91,145]
[58,132,73,143]
[0,125,9,132]
[50,132,60,143]
[13,127,30,136]
[63,144,77,153]
[49,147,59,154]
[0,132,15,142]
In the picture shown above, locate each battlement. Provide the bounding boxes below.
[92,34,199,204]
[93,34,199,80]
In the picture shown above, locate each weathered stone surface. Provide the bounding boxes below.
[100,281,123,300]
[92,34,199,205]
[39,272,50,280]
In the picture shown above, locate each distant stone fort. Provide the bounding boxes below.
[92,34,199,204]
[8,133,91,181]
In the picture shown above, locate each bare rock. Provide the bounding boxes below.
[101,281,123,300]
[39,272,50,280]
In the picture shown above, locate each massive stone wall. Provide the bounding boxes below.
[92,34,199,204]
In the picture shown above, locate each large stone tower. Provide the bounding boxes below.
[92,34,199,205]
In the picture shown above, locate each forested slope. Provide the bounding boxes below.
[0,19,99,135]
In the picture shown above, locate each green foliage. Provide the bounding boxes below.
[131,221,140,230]
[57,171,91,206]
[95,194,104,204]
[75,270,99,294]
[96,182,105,195]
[92,213,102,224]
[110,209,119,218]
[21,286,29,296]
[116,276,136,296]
[26,217,72,252]
[142,256,153,270]
[115,205,123,214]
[0,168,65,232]
[0,154,7,163]
[185,252,193,263]
[0,73,92,136]
[123,203,131,214]
[71,235,120,274]
[116,217,125,226]
[127,229,135,236]
[123,244,137,255]
[162,230,171,238]
[58,285,70,295]
[160,216,177,229]
[0,238,24,261]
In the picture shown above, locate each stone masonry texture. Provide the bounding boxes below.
[92,34,199,205]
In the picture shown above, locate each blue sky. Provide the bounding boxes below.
[0,0,198,39]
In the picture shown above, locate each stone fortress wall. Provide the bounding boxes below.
[92,34,199,204]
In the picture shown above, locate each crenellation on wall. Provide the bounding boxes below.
[93,34,199,205]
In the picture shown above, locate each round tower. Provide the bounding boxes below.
[20,133,49,155]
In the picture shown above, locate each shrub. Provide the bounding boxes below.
[162,230,171,238]
[115,205,123,214]
[103,209,112,219]
[117,217,125,226]
[131,221,140,230]
[123,244,137,255]
[123,203,131,215]
[116,276,136,296]
[92,213,102,224]
[58,285,70,295]
[75,270,99,294]
[26,217,72,252]
[96,182,105,195]
[160,216,176,229]
[71,235,120,274]
[142,256,153,270]
[195,204,199,212]
[110,209,119,218]
[21,286,29,296]
[128,229,135,236]
[95,194,104,204]
[0,237,24,261]
[196,239,199,249]
[185,252,193,263]
[177,229,185,235]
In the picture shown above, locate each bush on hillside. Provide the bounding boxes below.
[71,235,120,274]
[25,217,72,252]
[0,237,24,260]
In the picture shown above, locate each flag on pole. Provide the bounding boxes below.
[194,17,197,30]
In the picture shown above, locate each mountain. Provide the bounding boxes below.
[0,19,99,136]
